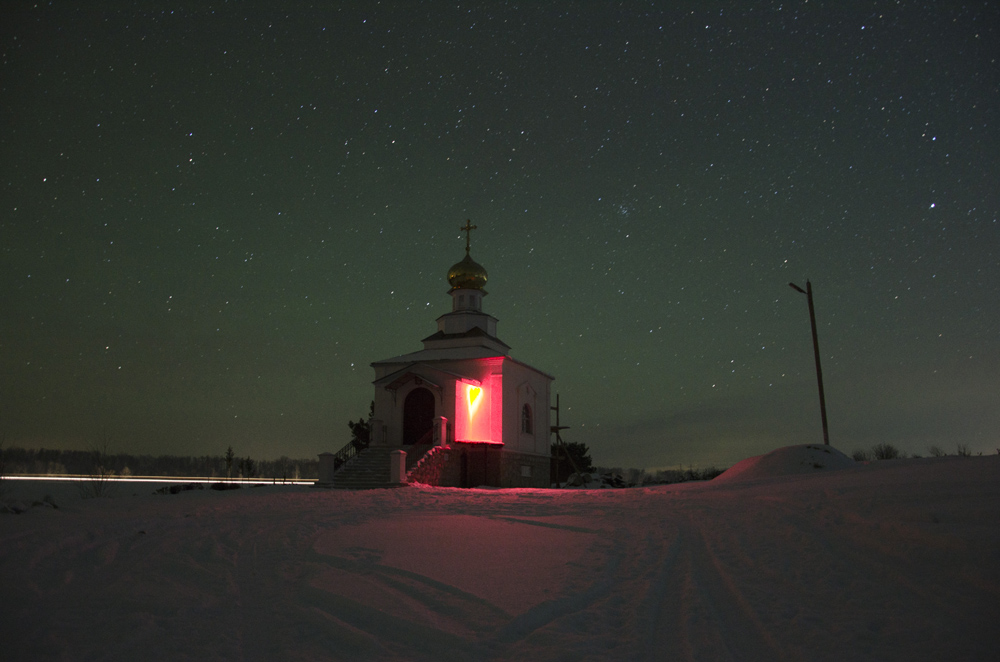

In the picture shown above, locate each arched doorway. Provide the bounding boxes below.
[403,387,435,445]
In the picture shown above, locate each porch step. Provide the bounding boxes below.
[330,445,432,489]
[332,447,396,489]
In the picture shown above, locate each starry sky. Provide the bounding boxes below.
[2,2,998,469]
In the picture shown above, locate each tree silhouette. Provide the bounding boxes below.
[224,446,235,478]
[348,401,375,450]
[551,442,594,484]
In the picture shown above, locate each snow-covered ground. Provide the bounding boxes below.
[2,445,997,661]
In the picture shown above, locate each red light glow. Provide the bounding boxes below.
[456,380,496,443]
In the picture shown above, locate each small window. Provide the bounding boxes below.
[520,465,532,478]
[521,404,533,434]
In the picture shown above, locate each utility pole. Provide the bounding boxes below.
[789,280,830,445]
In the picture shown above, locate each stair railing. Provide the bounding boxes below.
[331,428,371,471]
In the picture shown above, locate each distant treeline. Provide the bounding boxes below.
[594,466,727,486]
[1,447,319,480]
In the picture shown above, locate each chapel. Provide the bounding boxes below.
[346,221,554,488]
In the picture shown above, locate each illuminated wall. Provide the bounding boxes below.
[455,379,499,443]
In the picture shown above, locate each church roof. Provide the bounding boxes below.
[421,325,510,348]
[371,345,555,381]
[370,344,506,366]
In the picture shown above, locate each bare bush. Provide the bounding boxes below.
[928,445,946,457]
[956,443,971,457]
[871,443,900,460]
[852,449,872,462]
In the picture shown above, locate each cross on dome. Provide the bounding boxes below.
[460,219,477,254]
[448,220,488,292]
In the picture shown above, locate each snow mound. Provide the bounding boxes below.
[714,444,855,483]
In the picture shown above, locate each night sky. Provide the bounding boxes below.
[2,2,998,469]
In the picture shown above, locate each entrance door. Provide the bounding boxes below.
[402,387,435,445]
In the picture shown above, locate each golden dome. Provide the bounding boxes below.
[447,252,488,290]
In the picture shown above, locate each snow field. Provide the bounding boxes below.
[1,447,997,661]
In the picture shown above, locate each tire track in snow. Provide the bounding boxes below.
[491,541,622,645]
[315,549,510,621]
[634,526,688,661]
[298,551,496,659]
[685,517,787,660]
[636,513,787,661]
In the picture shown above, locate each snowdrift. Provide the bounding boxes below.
[713,443,855,483]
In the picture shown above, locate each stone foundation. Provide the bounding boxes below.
[497,450,550,488]
[405,445,549,488]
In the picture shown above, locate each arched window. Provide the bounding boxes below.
[521,403,533,434]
